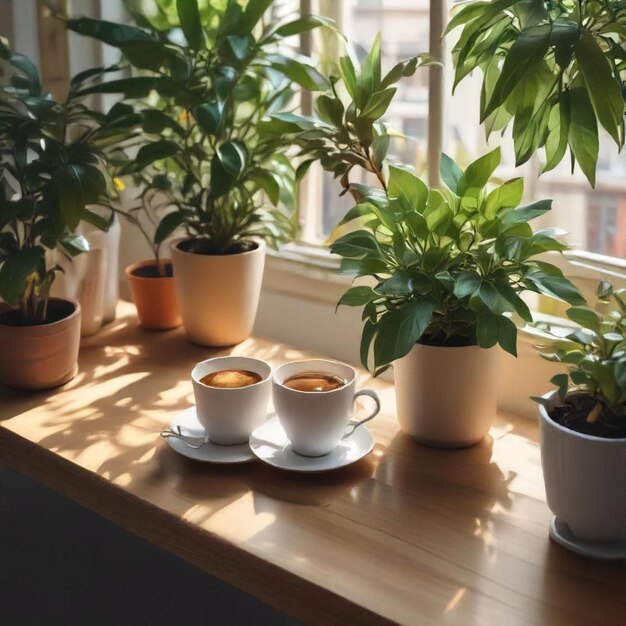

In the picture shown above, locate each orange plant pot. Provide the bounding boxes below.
[126,259,182,330]
[0,297,81,390]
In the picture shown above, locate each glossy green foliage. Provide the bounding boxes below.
[447,0,626,187]
[0,40,134,324]
[539,281,626,415]
[67,0,332,253]
[331,148,583,373]
[260,34,436,198]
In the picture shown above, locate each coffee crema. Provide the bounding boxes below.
[200,369,262,389]
[283,372,346,392]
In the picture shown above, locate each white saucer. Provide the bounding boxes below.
[164,407,255,464]
[549,516,626,561]
[249,416,374,472]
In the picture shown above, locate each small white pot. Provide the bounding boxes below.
[394,343,498,448]
[539,391,626,542]
[171,238,266,347]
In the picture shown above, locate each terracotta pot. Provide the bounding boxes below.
[394,343,498,448]
[126,259,181,330]
[539,391,626,542]
[170,238,266,347]
[0,297,81,390]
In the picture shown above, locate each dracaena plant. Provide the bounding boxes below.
[261,34,436,197]
[446,0,626,187]
[537,281,625,431]
[0,40,134,325]
[67,0,333,255]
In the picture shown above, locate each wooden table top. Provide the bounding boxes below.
[1,303,624,626]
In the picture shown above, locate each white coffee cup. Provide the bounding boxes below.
[272,359,380,457]
[191,356,271,445]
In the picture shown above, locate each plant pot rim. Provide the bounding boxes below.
[126,259,174,280]
[171,236,266,258]
[539,389,626,443]
[0,297,80,331]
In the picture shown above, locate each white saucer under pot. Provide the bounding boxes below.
[249,416,374,473]
[539,391,626,558]
[163,407,255,464]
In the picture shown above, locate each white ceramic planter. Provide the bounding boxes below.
[170,238,266,347]
[539,391,626,542]
[394,342,498,448]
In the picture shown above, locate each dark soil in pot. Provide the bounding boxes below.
[0,298,76,327]
[177,238,258,256]
[549,394,626,439]
[131,262,174,278]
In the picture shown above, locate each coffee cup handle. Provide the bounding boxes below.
[343,389,381,439]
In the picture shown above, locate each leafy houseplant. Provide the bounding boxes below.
[270,39,583,446]
[536,281,626,545]
[67,0,332,346]
[447,0,626,187]
[0,40,133,389]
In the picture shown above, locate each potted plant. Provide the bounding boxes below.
[122,186,182,330]
[536,281,625,544]
[268,41,584,446]
[67,0,332,346]
[446,0,626,187]
[0,42,129,389]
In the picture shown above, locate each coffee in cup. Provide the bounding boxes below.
[273,359,380,457]
[192,356,271,445]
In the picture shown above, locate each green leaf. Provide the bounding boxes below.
[0,247,44,305]
[360,320,376,371]
[155,211,184,244]
[361,34,382,94]
[377,272,413,295]
[134,140,179,170]
[274,15,334,37]
[217,141,247,178]
[526,271,585,305]
[543,95,570,173]
[331,230,382,259]
[440,153,463,193]
[315,95,344,127]
[497,315,518,356]
[566,306,601,333]
[453,271,482,299]
[360,87,396,119]
[476,312,498,349]
[194,102,222,136]
[337,286,379,308]
[458,147,501,195]
[574,29,624,146]
[374,297,437,366]
[9,53,41,94]
[483,25,551,119]
[269,55,329,91]
[339,55,358,101]
[550,373,569,401]
[66,17,153,46]
[568,86,599,187]
[176,0,204,50]
[249,169,281,205]
[388,166,428,212]
[484,178,523,218]
[502,199,552,226]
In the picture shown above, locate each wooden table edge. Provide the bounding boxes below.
[0,425,397,626]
